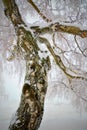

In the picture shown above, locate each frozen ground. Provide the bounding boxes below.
[0,99,87,130]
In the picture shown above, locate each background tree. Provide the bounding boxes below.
[1,0,87,130]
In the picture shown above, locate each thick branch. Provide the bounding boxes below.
[31,22,87,38]
[3,0,26,27]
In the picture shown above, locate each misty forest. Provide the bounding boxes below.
[0,0,87,130]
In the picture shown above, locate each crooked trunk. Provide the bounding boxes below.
[2,1,51,129]
[8,27,51,130]
[9,49,51,130]
[6,26,51,130]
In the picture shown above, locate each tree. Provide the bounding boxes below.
[1,0,87,130]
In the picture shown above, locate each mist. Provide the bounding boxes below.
[0,71,87,130]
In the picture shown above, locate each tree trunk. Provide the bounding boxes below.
[2,0,51,130]
[9,39,51,130]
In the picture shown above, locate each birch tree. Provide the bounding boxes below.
[1,0,87,130]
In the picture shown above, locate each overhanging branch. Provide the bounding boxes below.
[31,22,87,38]
[37,36,87,81]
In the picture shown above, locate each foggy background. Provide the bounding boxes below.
[0,0,87,130]
[0,68,87,130]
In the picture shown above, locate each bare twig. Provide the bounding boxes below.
[74,35,87,57]
[58,81,87,102]
[51,32,81,75]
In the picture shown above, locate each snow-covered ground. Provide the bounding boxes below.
[0,99,87,130]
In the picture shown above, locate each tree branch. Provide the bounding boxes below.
[37,36,87,81]
[27,0,52,23]
[31,22,87,38]
[74,35,87,57]
[59,81,87,102]
[3,0,26,27]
